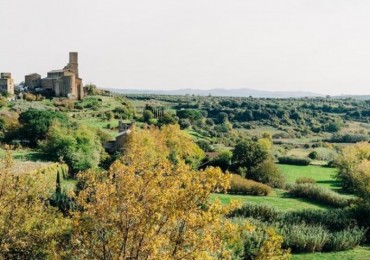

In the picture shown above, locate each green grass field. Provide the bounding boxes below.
[292,246,370,260]
[212,164,342,211]
[211,190,330,211]
[75,117,120,139]
[277,164,340,191]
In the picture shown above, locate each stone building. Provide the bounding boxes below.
[25,52,84,100]
[25,73,41,89]
[104,121,134,153]
[0,72,15,95]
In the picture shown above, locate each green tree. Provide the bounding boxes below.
[18,109,68,145]
[105,111,114,121]
[210,150,232,172]
[232,139,268,174]
[41,122,104,175]
[176,109,203,121]
[157,112,177,126]
[83,83,98,95]
[251,158,285,188]
[217,112,229,124]
[142,109,154,123]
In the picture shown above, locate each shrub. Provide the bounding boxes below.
[229,174,272,196]
[232,139,268,173]
[196,140,214,152]
[16,109,68,146]
[279,223,329,253]
[229,203,280,222]
[23,93,37,101]
[75,97,102,110]
[229,204,366,253]
[208,151,232,172]
[330,133,369,143]
[283,209,357,232]
[295,177,316,185]
[336,142,370,192]
[308,151,319,160]
[40,122,104,175]
[142,109,154,123]
[324,227,366,252]
[278,156,311,166]
[176,109,203,121]
[272,132,291,139]
[288,184,350,208]
[0,97,7,108]
[242,226,290,260]
[250,158,286,188]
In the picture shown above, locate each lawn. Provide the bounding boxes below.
[211,190,330,211]
[211,164,346,211]
[277,164,340,191]
[292,246,370,260]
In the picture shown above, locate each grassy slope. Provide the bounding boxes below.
[211,190,330,211]
[212,164,340,211]
[292,246,370,260]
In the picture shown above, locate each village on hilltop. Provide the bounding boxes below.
[1,52,84,100]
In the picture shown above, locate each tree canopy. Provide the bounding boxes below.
[18,109,68,145]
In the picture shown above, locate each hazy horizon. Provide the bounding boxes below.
[2,0,370,95]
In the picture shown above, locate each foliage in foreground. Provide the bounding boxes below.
[71,127,289,259]
[0,126,292,259]
[230,203,366,254]
[0,152,71,259]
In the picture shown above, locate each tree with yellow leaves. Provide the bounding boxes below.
[70,125,233,259]
[0,126,291,259]
[336,142,370,192]
[121,124,205,167]
[0,151,71,259]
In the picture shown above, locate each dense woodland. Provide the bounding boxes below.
[0,86,370,259]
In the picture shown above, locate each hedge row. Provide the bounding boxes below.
[278,156,311,166]
[230,203,366,253]
[288,183,350,208]
[228,174,272,196]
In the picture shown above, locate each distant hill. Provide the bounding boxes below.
[333,95,370,100]
[104,88,323,98]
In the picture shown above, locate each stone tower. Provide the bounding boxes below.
[68,52,79,77]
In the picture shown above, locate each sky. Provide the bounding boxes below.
[1,0,370,95]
